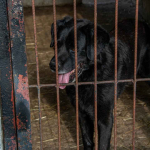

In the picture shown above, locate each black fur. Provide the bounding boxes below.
[49,16,150,150]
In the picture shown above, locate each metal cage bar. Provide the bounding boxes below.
[31,0,43,149]
[133,0,139,149]
[114,0,119,149]
[29,78,150,88]
[73,0,80,149]
[94,0,98,149]
[53,0,61,149]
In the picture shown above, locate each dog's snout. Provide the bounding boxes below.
[50,57,61,72]
[50,58,56,71]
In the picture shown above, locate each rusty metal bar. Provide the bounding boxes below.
[29,79,133,88]
[31,0,43,149]
[29,78,150,88]
[133,0,139,149]
[114,0,118,149]
[73,0,79,149]
[29,81,116,88]
[0,0,17,149]
[94,0,98,149]
[53,0,61,149]
[7,0,32,149]
[136,78,150,82]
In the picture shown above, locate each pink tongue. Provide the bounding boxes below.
[58,72,70,89]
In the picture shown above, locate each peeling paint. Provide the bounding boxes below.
[7,0,32,148]
[3,0,33,149]
[16,74,29,101]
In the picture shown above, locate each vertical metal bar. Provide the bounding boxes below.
[94,0,98,149]
[132,0,139,149]
[7,0,32,149]
[53,0,61,149]
[0,0,17,149]
[73,0,79,149]
[114,0,118,149]
[31,0,43,149]
[0,90,3,150]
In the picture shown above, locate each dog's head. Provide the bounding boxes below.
[49,16,110,89]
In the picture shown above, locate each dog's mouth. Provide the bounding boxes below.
[58,63,84,89]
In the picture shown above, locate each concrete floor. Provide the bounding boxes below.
[24,2,150,150]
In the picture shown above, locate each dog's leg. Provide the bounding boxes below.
[98,111,113,150]
[79,112,94,150]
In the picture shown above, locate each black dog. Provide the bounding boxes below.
[49,16,150,150]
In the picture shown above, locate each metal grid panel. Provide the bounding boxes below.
[29,0,150,150]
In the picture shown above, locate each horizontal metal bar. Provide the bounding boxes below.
[28,79,132,88]
[28,78,150,88]
[136,78,150,82]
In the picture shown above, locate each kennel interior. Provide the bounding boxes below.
[0,0,150,150]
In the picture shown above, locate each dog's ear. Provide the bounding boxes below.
[63,16,73,23]
[50,16,73,48]
[81,23,110,62]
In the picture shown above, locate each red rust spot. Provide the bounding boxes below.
[16,74,29,101]
[9,71,12,80]
[8,136,17,150]
[19,19,24,32]
[10,136,15,140]
[16,116,26,130]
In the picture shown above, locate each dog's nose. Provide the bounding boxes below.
[50,59,56,71]
[50,57,61,72]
